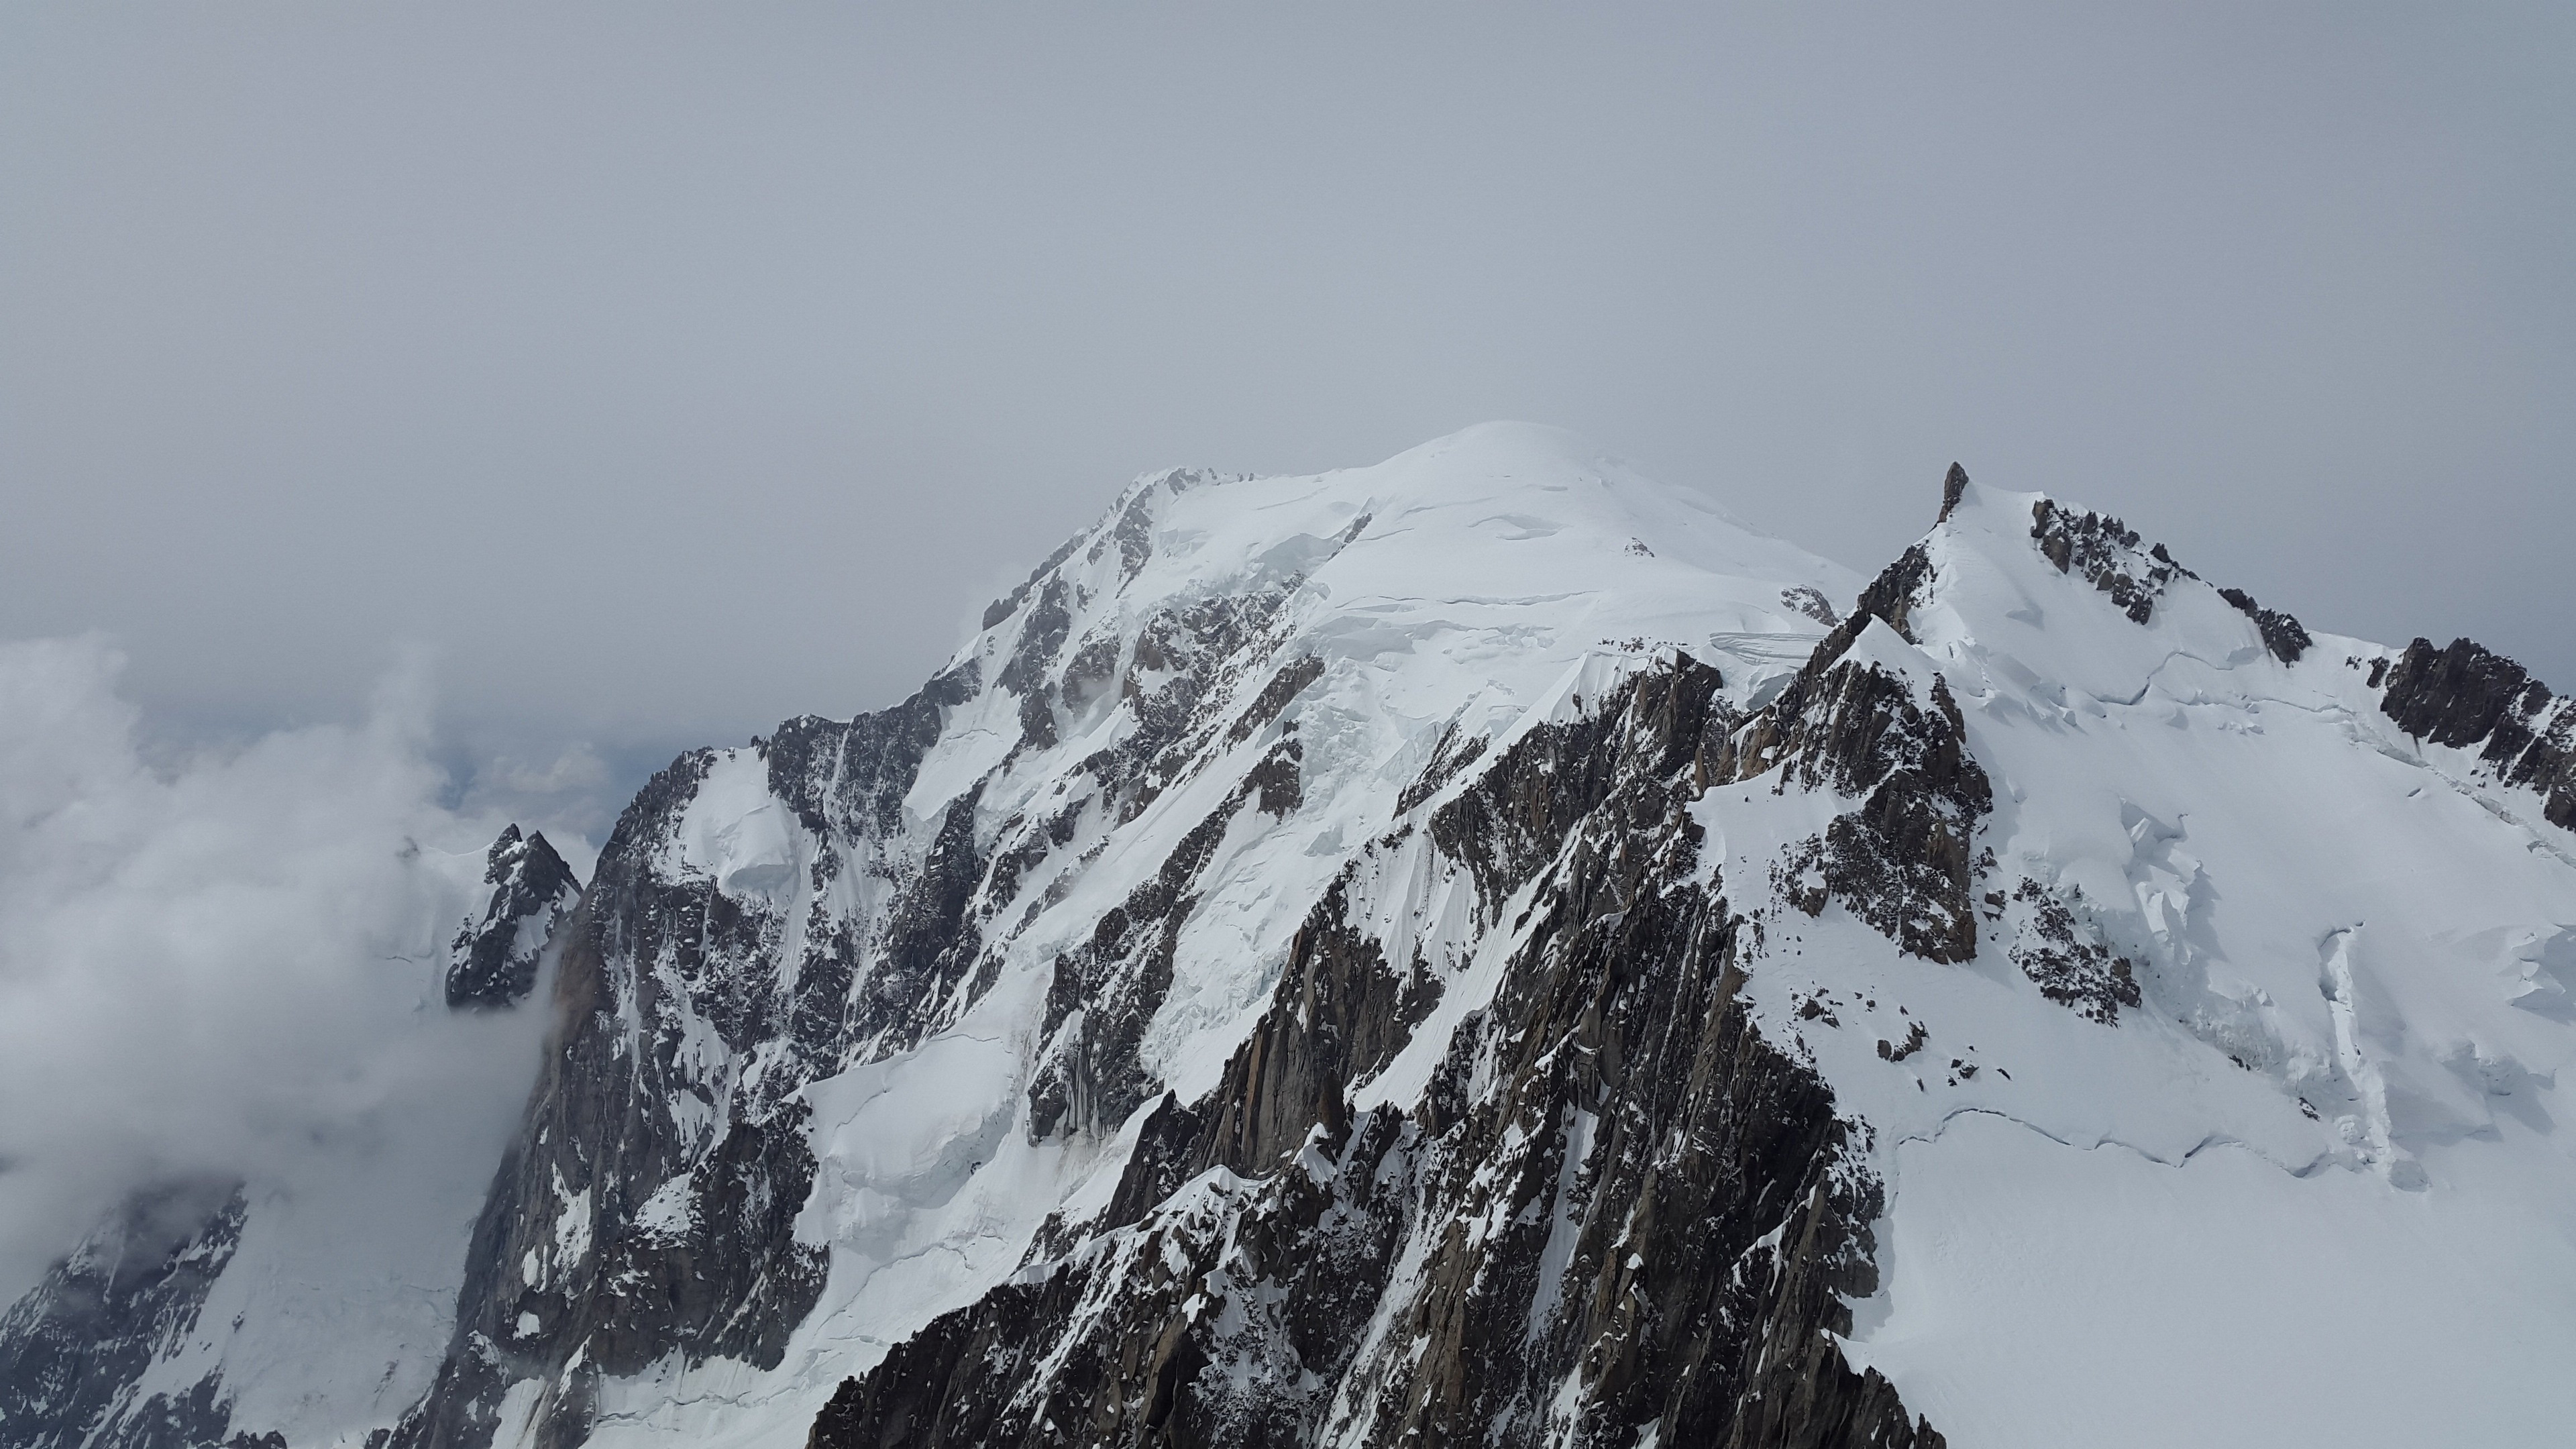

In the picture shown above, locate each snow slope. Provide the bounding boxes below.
[393,422,1860,1449]
[12,426,2571,1449]
[1703,479,2576,1446]
[790,457,2576,1449]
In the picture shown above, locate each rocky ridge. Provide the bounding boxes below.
[2375,635,2576,829]
[808,654,1943,1447]
[384,425,1865,1448]
[798,462,2576,1448]
[447,826,584,1010]
[8,426,2575,1449]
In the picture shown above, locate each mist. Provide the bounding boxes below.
[0,638,576,1305]
[3,0,2571,1309]
[3,3,2569,788]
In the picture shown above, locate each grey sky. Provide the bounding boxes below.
[5,3,2569,824]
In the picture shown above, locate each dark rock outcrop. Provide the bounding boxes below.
[2015,486,2312,667]
[1937,462,1971,523]
[391,676,973,1448]
[1229,655,1326,745]
[2216,588,2313,665]
[1780,586,1841,627]
[2029,499,2194,626]
[1849,545,1937,643]
[1028,793,1248,1142]
[445,825,582,1010]
[764,661,978,840]
[808,659,1941,1449]
[1718,551,1994,967]
[2378,637,2576,829]
[2004,878,2140,1024]
[394,828,836,1449]
[1184,871,1434,1180]
[1425,655,1727,914]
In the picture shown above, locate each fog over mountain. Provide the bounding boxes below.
[2,9,2571,1449]
[0,640,574,1307]
[5,425,2574,1448]
[4,3,2571,814]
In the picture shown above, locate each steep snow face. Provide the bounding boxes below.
[1698,479,2576,1446]
[394,423,1856,1449]
[800,464,2575,1449]
[811,652,1943,1449]
[960,421,1848,1119]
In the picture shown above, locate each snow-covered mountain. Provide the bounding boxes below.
[5,423,2572,1448]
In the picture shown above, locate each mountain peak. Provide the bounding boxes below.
[1366,418,1623,478]
[18,430,2575,1449]
[1938,461,1972,521]
[445,823,582,1010]
[961,426,1860,754]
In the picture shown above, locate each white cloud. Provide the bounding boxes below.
[0,637,563,1305]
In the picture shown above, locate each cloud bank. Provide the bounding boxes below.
[0,637,577,1305]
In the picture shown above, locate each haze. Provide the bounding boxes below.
[5,3,2570,826]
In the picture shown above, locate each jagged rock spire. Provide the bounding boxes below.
[1939,462,1971,522]
[444,824,581,1010]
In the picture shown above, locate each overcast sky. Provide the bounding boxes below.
[4,3,2569,827]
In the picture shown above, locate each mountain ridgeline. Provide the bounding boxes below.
[7,424,2574,1449]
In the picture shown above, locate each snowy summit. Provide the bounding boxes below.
[5,423,2573,1449]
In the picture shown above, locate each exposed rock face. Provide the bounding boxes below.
[1846,544,1936,643]
[1937,462,1970,523]
[447,826,584,1010]
[2001,878,2140,1025]
[17,433,2576,1449]
[1780,586,1841,627]
[2029,498,2194,625]
[392,727,900,1447]
[2377,637,2576,829]
[391,616,1224,1447]
[0,1181,248,1449]
[2215,587,2312,665]
[1028,792,1254,1142]
[1715,548,1996,968]
[807,660,1941,1449]
[391,439,1856,1449]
